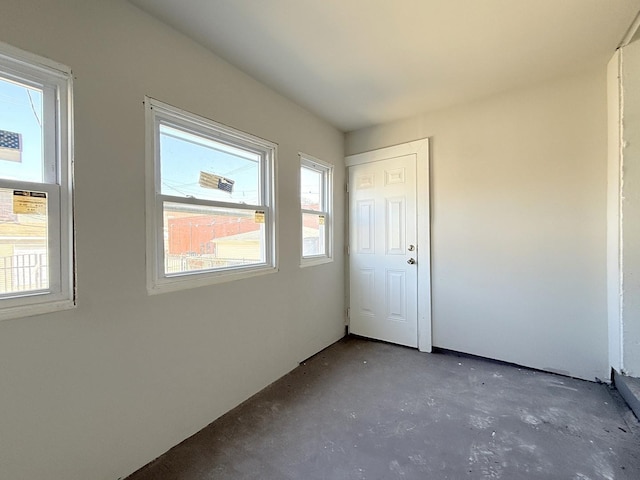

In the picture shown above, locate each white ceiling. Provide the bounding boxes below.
[131,0,640,132]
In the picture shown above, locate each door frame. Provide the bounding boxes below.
[345,138,432,352]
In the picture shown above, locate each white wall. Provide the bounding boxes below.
[347,68,609,382]
[0,1,345,479]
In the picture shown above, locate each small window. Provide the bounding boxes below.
[0,42,74,320]
[300,153,332,266]
[145,98,277,293]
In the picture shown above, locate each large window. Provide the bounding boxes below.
[0,42,74,320]
[300,153,332,266]
[145,98,277,293]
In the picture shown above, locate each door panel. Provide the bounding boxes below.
[348,154,418,347]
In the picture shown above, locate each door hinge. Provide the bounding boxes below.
[346,307,350,319]
[346,245,350,255]
[345,183,349,193]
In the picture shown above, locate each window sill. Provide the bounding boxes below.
[300,257,333,268]
[0,298,76,322]
[147,265,279,295]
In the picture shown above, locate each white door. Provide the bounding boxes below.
[348,154,418,347]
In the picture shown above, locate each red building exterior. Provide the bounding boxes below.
[167,215,259,255]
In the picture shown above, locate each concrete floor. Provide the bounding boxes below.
[127,336,640,479]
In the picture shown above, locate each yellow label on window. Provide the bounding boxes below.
[13,190,46,215]
[318,215,325,225]
[254,210,265,223]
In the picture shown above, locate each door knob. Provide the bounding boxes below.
[408,244,415,251]
[407,258,416,265]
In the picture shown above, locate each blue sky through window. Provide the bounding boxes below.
[0,77,43,183]
[160,124,260,206]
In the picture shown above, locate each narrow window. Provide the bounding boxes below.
[145,98,277,293]
[0,42,74,320]
[300,153,332,266]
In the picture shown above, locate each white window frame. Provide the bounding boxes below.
[145,97,278,294]
[299,153,333,267]
[0,42,74,321]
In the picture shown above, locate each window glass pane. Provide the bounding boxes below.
[0,187,48,294]
[0,76,44,183]
[301,166,322,211]
[302,212,325,257]
[163,201,265,274]
[160,124,260,206]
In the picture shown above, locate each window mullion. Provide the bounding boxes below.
[301,208,327,217]
[158,193,264,212]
